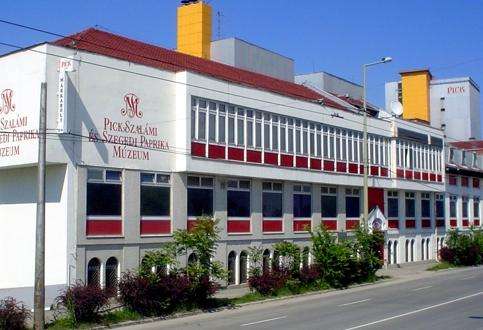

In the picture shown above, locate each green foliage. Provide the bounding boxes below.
[139,243,178,277]
[440,228,483,266]
[247,246,264,277]
[273,241,301,275]
[427,261,454,271]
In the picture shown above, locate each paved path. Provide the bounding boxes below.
[125,264,483,330]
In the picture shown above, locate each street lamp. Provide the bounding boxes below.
[362,57,392,228]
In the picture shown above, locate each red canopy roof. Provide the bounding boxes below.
[52,28,346,110]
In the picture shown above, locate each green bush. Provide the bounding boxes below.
[441,229,482,266]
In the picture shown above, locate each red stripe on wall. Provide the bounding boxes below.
[437,174,442,182]
[388,219,399,229]
[296,156,308,168]
[380,167,389,177]
[405,170,413,180]
[450,219,457,228]
[336,162,347,173]
[191,141,206,157]
[293,220,311,232]
[280,154,294,167]
[310,158,322,170]
[348,163,358,174]
[346,219,359,230]
[321,220,337,231]
[86,220,122,236]
[324,160,335,171]
[264,152,278,165]
[187,219,198,231]
[414,171,421,180]
[462,219,469,227]
[473,178,480,188]
[227,220,250,233]
[246,149,262,163]
[422,172,429,181]
[421,219,431,228]
[228,147,244,161]
[370,166,379,176]
[262,220,283,233]
[405,219,416,228]
[397,169,404,178]
[436,219,445,227]
[448,175,457,185]
[208,144,225,159]
[140,220,171,235]
[429,173,436,182]
[474,220,480,226]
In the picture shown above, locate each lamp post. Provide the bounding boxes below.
[362,57,392,228]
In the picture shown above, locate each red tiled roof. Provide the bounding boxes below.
[52,28,346,110]
[449,140,483,153]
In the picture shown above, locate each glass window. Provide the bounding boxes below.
[209,112,216,142]
[263,182,283,218]
[140,173,170,217]
[228,117,235,144]
[264,123,270,149]
[288,127,294,152]
[280,126,286,152]
[255,122,262,148]
[421,194,430,218]
[405,192,415,218]
[237,118,244,146]
[247,120,253,147]
[228,180,250,217]
[191,109,196,139]
[450,196,457,218]
[345,188,360,218]
[436,194,445,218]
[388,191,399,218]
[321,186,337,218]
[198,111,206,140]
[187,176,213,217]
[474,198,480,218]
[218,113,226,143]
[293,185,311,218]
[87,169,122,216]
[462,197,468,218]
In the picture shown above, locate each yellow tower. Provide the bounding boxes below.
[400,69,432,123]
[177,0,212,59]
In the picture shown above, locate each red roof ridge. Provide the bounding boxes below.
[51,28,347,110]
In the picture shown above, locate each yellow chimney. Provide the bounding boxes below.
[400,69,432,123]
[177,1,212,59]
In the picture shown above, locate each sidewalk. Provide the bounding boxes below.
[215,261,438,299]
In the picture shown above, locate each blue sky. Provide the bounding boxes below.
[1,0,483,108]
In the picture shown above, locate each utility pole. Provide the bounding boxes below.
[34,82,47,330]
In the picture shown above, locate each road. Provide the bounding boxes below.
[125,266,483,330]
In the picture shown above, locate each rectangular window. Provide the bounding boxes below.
[450,195,457,218]
[219,110,226,143]
[209,112,216,142]
[462,197,468,218]
[191,109,196,139]
[140,173,170,216]
[474,198,480,218]
[321,186,337,218]
[280,126,286,152]
[264,123,270,149]
[237,117,244,146]
[421,192,430,218]
[388,191,399,218]
[228,116,235,144]
[198,110,206,140]
[87,169,122,216]
[247,120,254,147]
[293,184,311,218]
[435,194,445,218]
[272,122,279,151]
[288,127,294,152]
[256,121,262,148]
[405,192,415,218]
[187,176,214,217]
[345,188,360,218]
[227,179,251,217]
[262,182,283,218]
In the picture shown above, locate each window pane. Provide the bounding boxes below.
[191,110,196,139]
[263,192,282,217]
[436,200,444,218]
[321,195,337,217]
[228,191,250,217]
[219,115,225,142]
[296,130,301,154]
[200,177,214,187]
[106,170,121,181]
[198,112,206,140]
[288,128,294,152]
[228,117,235,144]
[421,199,430,218]
[256,122,262,148]
[141,173,155,183]
[388,198,399,218]
[294,194,311,218]
[87,183,121,216]
[272,126,278,151]
[346,196,360,218]
[209,113,216,142]
[405,199,415,218]
[188,188,213,216]
[247,121,253,147]
[450,200,456,217]
[280,127,286,151]
[264,124,270,149]
[141,186,170,216]
[237,118,244,146]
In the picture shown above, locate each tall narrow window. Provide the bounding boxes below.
[421,193,431,218]
[218,104,226,143]
[321,186,337,218]
[228,106,235,144]
[462,197,469,218]
[435,194,445,218]
[187,176,214,217]
[405,192,415,218]
[288,119,294,153]
[140,172,170,217]
[87,169,122,217]
[247,110,254,148]
[345,188,360,218]
[450,195,457,218]
[474,197,480,218]
[262,182,283,218]
[388,191,399,218]
[280,118,287,152]
[227,179,251,218]
[293,184,311,218]
[237,108,245,146]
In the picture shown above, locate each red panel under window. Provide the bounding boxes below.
[462,219,469,227]
[473,178,480,188]
[436,219,445,227]
[140,220,170,235]
[370,166,379,176]
[346,219,359,230]
[208,144,225,159]
[414,171,421,180]
[227,220,250,233]
[437,174,442,182]
[405,170,413,180]
[86,220,122,236]
[397,169,404,178]
[324,160,335,171]
[293,220,311,232]
[422,172,429,181]
[405,219,416,228]
[310,158,322,170]
[461,177,469,187]
[450,219,457,228]
[322,220,337,231]
[262,220,283,233]
[449,175,457,185]
[296,156,308,168]
[228,147,244,161]
[280,154,294,167]
[429,173,436,182]
[368,187,384,213]
[388,219,399,229]
[348,163,358,174]
[359,165,365,174]
[264,152,278,165]
[187,219,198,231]
[474,220,480,226]
[247,149,262,163]
[336,162,347,173]
[380,167,388,177]
[191,141,206,157]
[422,219,431,228]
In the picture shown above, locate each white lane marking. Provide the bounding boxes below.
[344,291,483,330]
[240,316,287,327]
[338,298,371,307]
[411,285,433,291]
[461,276,475,280]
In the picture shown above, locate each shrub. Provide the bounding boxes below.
[55,282,109,325]
[248,271,287,296]
[298,265,320,284]
[0,297,29,330]
[442,229,483,266]
[189,275,220,306]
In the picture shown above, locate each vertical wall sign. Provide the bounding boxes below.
[57,57,74,133]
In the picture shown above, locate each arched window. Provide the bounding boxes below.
[188,252,198,266]
[405,240,410,263]
[388,241,392,265]
[393,241,398,264]
[421,239,425,260]
[105,257,119,293]
[87,258,101,287]
[272,250,280,271]
[227,251,236,285]
[302,247,310,268]
[239,251,248,284]
[411,239,415,262]
[262,249,270,273]
[426,239,430,260]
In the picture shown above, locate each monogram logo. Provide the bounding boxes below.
[121,93,143,118]
[0,89,16,117]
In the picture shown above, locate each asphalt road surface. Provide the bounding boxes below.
[125,266,483,330]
